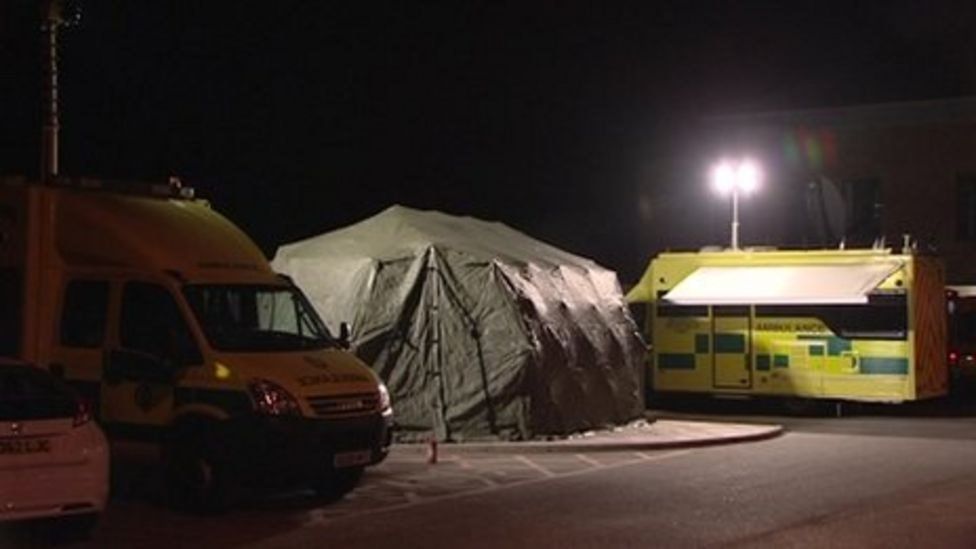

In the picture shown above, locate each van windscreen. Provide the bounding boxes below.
[183,284,336,352]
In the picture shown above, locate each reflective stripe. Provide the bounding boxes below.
[695,334,710,354]
[798,335,852,356]
[174,387,252,416]
[860,357,909,374]
[715,333,746,353]
[658,353,696,370]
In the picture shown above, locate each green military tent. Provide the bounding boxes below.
[272,205,644,441]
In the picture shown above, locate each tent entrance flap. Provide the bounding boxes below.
[663,262,902,305]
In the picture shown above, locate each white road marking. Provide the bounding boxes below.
[476,476,499,487]
[290,449,695,530]
[514,455,556,477]
[403,492,422,504]
[574,453,603,467]
[379,480,424,490]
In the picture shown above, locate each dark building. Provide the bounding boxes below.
[663,97,976,284]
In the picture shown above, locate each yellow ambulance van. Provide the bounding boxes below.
[0,176,393,510]
[627,247,947,405]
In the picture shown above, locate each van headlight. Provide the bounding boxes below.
[378,382,393,416]
[248,378,302,416]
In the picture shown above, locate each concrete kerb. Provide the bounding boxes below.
[393,419,785,456]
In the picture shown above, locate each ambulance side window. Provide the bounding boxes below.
[120,282,202,365]
[60,279,109,348]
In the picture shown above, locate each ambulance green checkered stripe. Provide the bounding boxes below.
[695,334,710,354]
[809,346,825,356]
[174,387,253,415]
[797,335,852,356]
[773,354,789,368]
[756,354,771,371]
[859,357,909,374]
[70,379,252,414]
[714,333,745,353]
[658,353,696,370]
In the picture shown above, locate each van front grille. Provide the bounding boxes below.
[307,393,379,418]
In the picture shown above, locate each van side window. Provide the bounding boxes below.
[120,282,201,365]
[60,280,109,348]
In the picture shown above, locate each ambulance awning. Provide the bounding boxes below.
[663,262,903,305]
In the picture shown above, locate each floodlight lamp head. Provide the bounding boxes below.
[711,161,735,195]
[736,159,761,194]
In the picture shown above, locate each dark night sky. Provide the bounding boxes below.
[2,1,976,281]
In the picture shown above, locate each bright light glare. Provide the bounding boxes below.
[711,162,735,194]
[737,159,761,193]
[711,158,762,195]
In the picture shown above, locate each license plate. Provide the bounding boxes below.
[333,449,371,468]
[0,437,52,455]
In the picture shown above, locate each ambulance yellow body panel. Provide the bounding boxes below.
[0,178,392,506]
[627,248,947,403]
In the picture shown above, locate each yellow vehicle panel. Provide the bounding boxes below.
[632,248,947,403]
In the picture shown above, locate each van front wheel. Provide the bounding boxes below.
[312,467,364,502]
[164,430,234,513]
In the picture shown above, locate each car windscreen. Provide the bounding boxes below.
[183,284,336,352]
[0,365,77,421]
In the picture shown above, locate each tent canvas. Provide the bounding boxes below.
[272,205,644,441]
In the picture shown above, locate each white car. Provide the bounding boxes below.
[0,361,109,540]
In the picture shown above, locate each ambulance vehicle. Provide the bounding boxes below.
[0,177,393,510]
[627,248,947,405]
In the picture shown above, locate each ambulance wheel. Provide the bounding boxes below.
[164,425,233,514]
[781,397,830,417]
[312,467,364,501]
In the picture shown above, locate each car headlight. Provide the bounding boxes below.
[378,382,393,416]
[248,378,302,416]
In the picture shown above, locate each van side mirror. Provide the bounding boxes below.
[338,322,351,350]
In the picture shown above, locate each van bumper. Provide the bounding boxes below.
[224,412,393,485]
